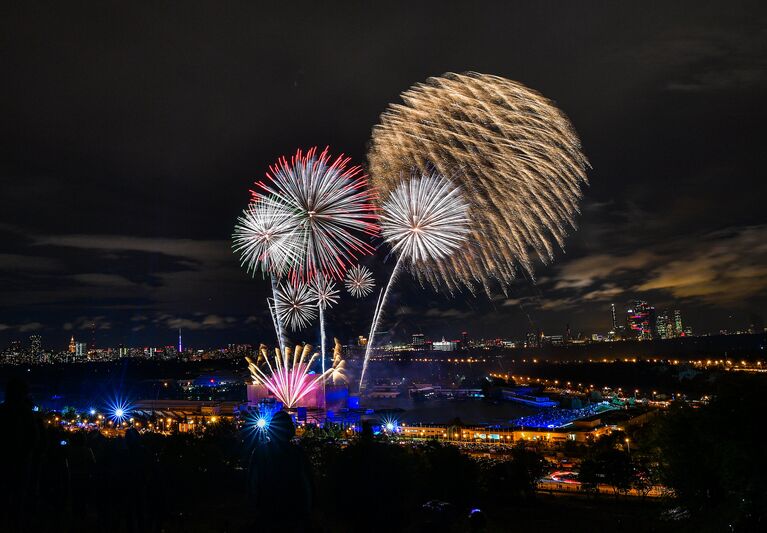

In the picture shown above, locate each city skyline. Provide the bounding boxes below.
[5,299,763,357]
[2,2,766,346]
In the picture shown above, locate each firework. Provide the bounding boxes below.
[359,173,470,390]
[232,198,303,276]
[253,147,379,281]
[368,72,589,294]
[329,338,347,385]
[273,281,317,331]
[245,343,343,408]
[309,274,340,310]
[380,172,470,264]
[344,264,375,298]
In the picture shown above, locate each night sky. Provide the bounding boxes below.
[1,1,766,349]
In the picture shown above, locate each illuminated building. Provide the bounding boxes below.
[68,336,76,353]
[611,303,618,331]
[656,311,673,339]
[75,342,87,357]
[433,338,458,351]
[674,310,684,336]
[626,300,655,340]
[411,333,426,349]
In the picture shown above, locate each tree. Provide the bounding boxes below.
[600,449,634,497]
[578,457,600,496]
[653,374,767,531]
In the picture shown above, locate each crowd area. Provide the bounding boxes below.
[510,403,612,429]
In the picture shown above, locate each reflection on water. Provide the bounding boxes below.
[362,397,541,426]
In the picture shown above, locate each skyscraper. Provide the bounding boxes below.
[69,336,76,353]
[673,310,683,336]
[627,300,656,340]
[656,311,673,339]
[178,328,183,353]
[412,333,426,349]
[610,303,618,331]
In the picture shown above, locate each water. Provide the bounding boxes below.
[362,397,540,426]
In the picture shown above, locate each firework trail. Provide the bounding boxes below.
[309,274,339,405]
[253,147,379,379]
[273,280,318,332]
[368,72,589,295]
[245,342,343,408]
[359,173,470,389]
[345,265,375,298]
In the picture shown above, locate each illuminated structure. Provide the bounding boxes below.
[627,300,656,340]
[433,338,457,352]
[75,342,87,357]
[412,333,426,349]
[674,309,684,336]
[656,311,673,339]
[69,336,76,354]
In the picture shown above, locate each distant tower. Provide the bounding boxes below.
[89,321,96,351]
[178,328,182,353]
[69,336,76,353]
[627,300,656,340]
[610,303,617,331]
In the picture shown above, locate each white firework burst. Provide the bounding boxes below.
[253,147,379,281]
[232,198,303,276]
[273,281,318,331]
[380,172,470,264]
[344,265,375,298]
[309,274,340,310]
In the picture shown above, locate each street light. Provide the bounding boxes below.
[625,437,631,456]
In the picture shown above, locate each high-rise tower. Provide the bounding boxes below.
[627,300,656,340]
[673,310,683,336]
[178,328,182,353]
